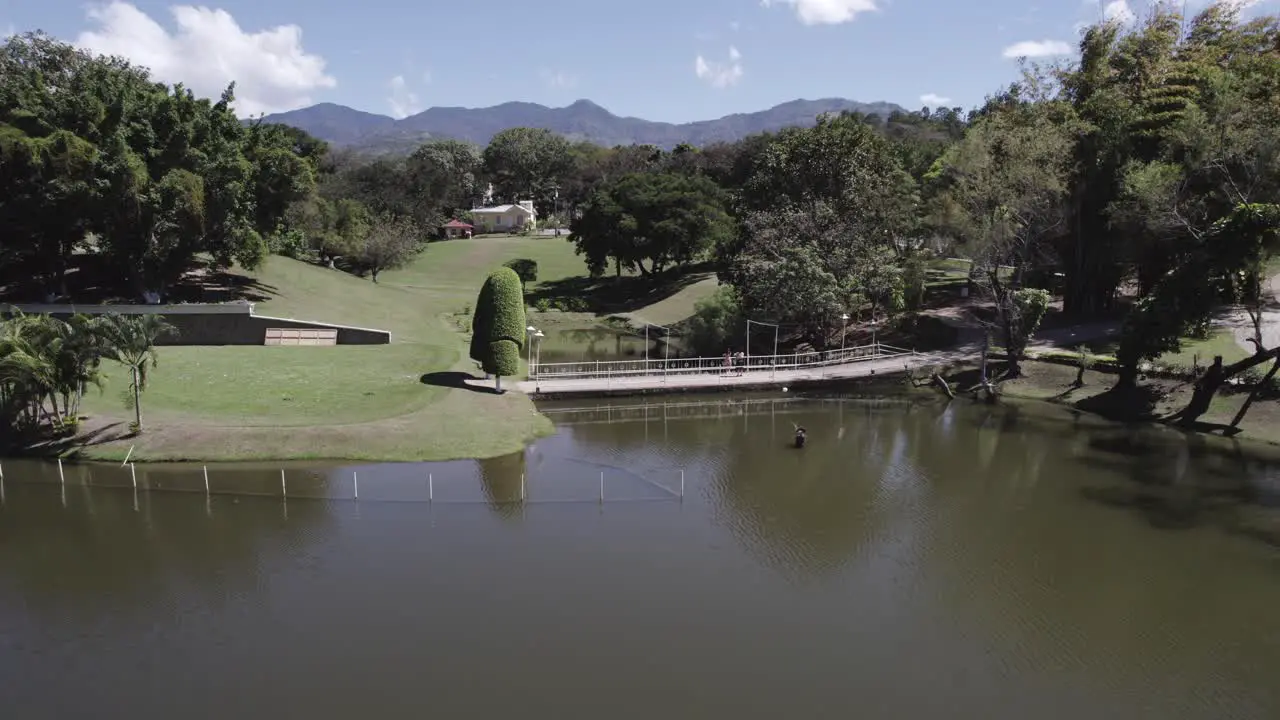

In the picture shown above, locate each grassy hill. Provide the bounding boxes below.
[76,236,714,462]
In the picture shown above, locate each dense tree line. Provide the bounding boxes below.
[0,33,325,301]
[928,1,1280,422]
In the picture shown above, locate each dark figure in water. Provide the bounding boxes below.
[794,427,807,448]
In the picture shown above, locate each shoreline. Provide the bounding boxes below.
[11,358,1278,465]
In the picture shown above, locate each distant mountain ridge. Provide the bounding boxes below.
[255,98,908,154]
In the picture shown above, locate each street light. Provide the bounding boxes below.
[840,313,850,352]
[525,326,537,379]
[645,323,671,371]
[870,315,879,356]
[533,330,544,376]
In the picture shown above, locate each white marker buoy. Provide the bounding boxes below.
[782,387,789,392]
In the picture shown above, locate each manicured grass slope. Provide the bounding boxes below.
[77,236,596,461]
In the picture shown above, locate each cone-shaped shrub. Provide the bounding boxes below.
[470,267,526,377]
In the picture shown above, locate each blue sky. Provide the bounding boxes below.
[0,1,1268,121]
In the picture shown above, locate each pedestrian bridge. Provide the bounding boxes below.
[517,343,934,396]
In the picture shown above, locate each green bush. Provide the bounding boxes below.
[488,340,521,376]
[686,286,742,356]
[503,258,538,285]
[470,267,526,376]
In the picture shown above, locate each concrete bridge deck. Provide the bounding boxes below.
[518,352,938,397]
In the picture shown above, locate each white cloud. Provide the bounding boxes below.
[75,2,335,117]
[761,0,878,25]
[540,68,578,89]
[1002,39,1073,59]
[387,75,421,119]
[920,93,951,106]
[1102,0,1136,23]
[695,45,743,88]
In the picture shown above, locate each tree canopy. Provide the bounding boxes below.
[0,32,317,301]
[569,172,734,277]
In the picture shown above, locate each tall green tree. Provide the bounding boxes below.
[97,313,176,433]
[407,139,483,219]
[727,114,918,347]
[568,172,734,277]
[481,127,573,212]
[928,99,1073,376]
[469,267,526,392]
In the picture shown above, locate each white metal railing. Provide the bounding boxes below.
[530,342,915,382]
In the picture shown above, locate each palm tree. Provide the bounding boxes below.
[98,314,176,433]
[0,311,61,431]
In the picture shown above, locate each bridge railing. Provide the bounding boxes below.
[530,342,914,382]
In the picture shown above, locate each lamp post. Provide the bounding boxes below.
[646,323,671,374]
[870,316,879,356]
[533,330,544,376]
[525,326,537,379]
[840,313,850,353]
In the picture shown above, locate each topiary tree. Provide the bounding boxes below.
[502,258,538,286]
[470,267,526,391]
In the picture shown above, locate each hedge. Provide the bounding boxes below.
[471,267,526,376]
[502,258,538,285]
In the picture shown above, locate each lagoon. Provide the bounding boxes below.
[2,396,1279,719]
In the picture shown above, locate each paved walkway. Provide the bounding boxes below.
[516,315,1127,397]
[518,351,968,396]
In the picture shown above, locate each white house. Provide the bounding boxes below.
[471,200,536,233]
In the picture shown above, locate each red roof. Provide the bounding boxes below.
[443,220,473,228]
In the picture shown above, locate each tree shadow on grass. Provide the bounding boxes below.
[168,266,278,304]
[526,265,714,315]
[1074,383,1165,422]
[10,421,132,459]
[420,372,502,395]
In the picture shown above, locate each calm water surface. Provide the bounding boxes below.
[2,396,1280,719]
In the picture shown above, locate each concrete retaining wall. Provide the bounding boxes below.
[1,303,391,346]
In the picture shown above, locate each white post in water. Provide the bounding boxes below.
[280,469,286,497]
[429,473,434,503]
[130,462,137,488]
[354,471,359,500]
[58,458,65,485]
[599,471,604,504]
[680,470,685,500]
[0,461,4,480]
[203,466,209,495]
[520,473,525,501]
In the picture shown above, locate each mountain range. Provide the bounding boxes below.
[256,98,908,155]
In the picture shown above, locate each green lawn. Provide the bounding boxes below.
[1157,329,1249,368]
[74,235,712,462]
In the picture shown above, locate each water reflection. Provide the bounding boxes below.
[477,451,527,519]
[4,397,1280,718]
[0,482,331,623]
[536,326,681,364]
